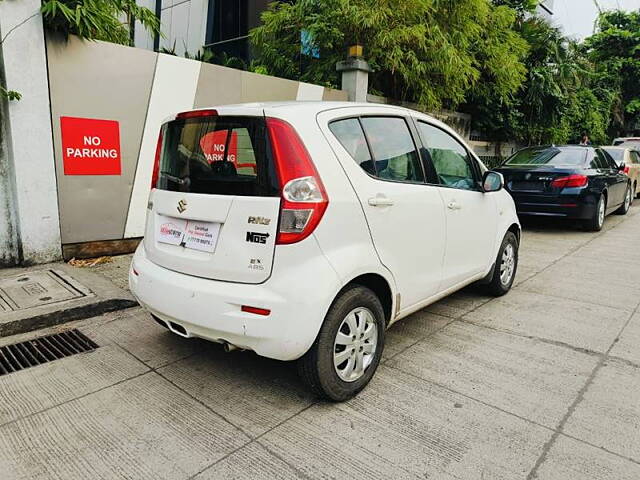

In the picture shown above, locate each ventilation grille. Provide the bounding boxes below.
[0,329,98,376]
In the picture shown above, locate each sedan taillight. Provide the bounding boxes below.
[551,174,588,189]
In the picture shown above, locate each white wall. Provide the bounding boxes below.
[0,0,62,265]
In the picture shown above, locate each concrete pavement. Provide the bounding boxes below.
[1,205,640,479]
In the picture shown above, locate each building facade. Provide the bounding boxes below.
[537,0,554,19]
[135,0,271,59]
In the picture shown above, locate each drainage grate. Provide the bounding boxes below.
[0,329,99,376]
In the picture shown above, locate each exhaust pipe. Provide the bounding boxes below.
[223,342,238,353]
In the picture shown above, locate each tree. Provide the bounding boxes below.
[40,0,160,46]
[250,0,528,111]
[584,10,640,136]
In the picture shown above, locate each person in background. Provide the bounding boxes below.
[580,133,592,145]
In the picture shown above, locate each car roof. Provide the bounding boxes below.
[192,101,443,123]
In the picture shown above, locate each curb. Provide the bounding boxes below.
[0,298,138,338]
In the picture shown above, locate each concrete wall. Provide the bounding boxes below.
[47,36,347,246]
[0,0,62,265]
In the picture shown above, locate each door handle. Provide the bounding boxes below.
[447,201,462,210]
[368,195,394,207]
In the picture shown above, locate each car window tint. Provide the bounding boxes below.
[590,151,606,169]
[416,121,477,190]
[631,152,640,164]
[328,118,373,175]
[359,117,425,183]
[603,148,624,164]
[597,149,616,169]
[506,147,586,167]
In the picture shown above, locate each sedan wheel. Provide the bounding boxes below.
[616,186,632,215]
[585,195,606,231]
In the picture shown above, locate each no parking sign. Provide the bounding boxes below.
[60,116,121,175]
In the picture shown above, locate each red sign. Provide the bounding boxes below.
[200,130,238,165]
[61,116,121,175]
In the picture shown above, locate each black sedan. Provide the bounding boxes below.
[495,146,633,231]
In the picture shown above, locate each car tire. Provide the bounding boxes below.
[297,285,385,401]
[585,194,606,231]
[615,184,632,215]
[485,232,518,297]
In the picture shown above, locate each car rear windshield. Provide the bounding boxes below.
[157,115,279,197]
[503,147,586,167]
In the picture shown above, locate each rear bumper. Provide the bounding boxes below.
[509,191,597,220]
[129,242,341,361]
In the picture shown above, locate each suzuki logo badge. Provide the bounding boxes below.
[177,199,187,214]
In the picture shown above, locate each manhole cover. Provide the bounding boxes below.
[0,270,90,311]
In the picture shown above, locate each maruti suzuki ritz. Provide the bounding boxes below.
[130,102,520,401]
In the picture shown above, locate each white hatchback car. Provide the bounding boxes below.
[130,102,520,400]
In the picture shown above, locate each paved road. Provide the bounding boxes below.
[1,205,640,479]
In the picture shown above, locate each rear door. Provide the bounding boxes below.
[598,149,627,208]
[320,111,446,310]
[630,151,640,193]
[144,112,280,284]
[414,119,497,288]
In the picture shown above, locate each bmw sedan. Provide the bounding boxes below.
[495,145,632,231]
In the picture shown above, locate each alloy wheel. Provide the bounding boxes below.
[500,243,516,286]
[625,187,632,211]
[333,307,378,382]
[598,197,605,227]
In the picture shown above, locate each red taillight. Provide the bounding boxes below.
[623,165,630,175]
[266,117,328,245]
[176,109,218,120]
[241,305,271,316]
[151,129,163,189]
[550,174,588,189]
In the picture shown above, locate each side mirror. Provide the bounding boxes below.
[618,162,626,171]
[482,171,504,193]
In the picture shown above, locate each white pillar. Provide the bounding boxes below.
[336,57,372,103]
[0,0,62,265]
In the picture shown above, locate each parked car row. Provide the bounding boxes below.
[128,101,637,401]
[495,145,634,231]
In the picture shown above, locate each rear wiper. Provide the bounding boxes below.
[161,173,189,185]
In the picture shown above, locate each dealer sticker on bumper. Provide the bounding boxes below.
[157,215,221,253]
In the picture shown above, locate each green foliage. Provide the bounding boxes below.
[0,86,21,101]
[40,0,160,46]
[584,10,640,136]
[250,0,528,110]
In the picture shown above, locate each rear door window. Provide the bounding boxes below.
[359,117,425,183]
[328,118,373,174]
[330,116,424,182]
[158,115,278,197]
[597,149,616,169]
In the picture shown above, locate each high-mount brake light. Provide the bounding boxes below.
[176,109,219,120]
[266,117,328,245]
[151,128,163,189]
[550,174,588,189]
